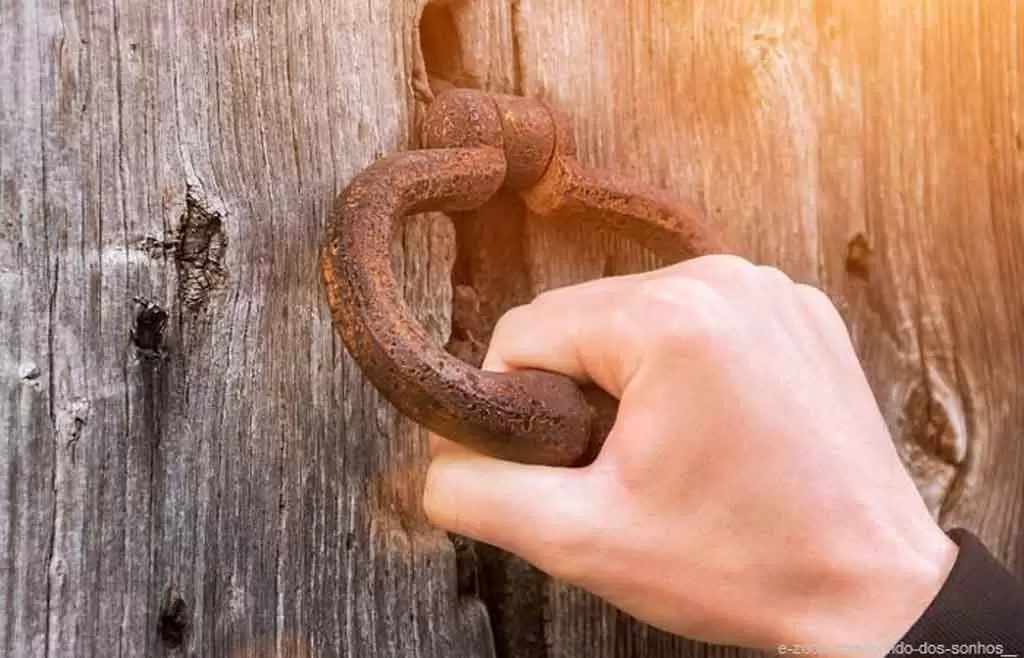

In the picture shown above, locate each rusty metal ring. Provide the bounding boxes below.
[322,90,725,467]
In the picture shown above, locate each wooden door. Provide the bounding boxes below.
[2,1,1021,657]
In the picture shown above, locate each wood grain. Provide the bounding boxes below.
[1,0,1021,657]
[0,1,492,656]
[441,0,1023,656]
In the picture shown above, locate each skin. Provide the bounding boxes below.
[422,255,958,656]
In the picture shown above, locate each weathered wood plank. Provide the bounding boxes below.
[439,1,1023,656]
[1,1,495,656]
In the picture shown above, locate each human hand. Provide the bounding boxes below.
[422,255,957,655]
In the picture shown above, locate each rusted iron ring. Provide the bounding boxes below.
[322,89,725,467]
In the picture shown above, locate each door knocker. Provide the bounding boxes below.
[321,89,725,467]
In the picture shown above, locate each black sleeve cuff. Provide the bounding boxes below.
[889,528,1024,655]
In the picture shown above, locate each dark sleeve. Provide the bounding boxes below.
[888,528,1024,655]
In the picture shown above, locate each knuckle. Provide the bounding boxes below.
[689,253,758,281]
[797,283,839,317]
[531,287,564,307]
[663,254,760,296]
[757,265,795,288]
[490,304,532,343]
[708,253,757,273]
[688,252,752,272]
[632,277,731,345]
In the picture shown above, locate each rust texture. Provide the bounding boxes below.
[322,89,726,467]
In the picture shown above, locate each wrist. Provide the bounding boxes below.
[774,525,958,657]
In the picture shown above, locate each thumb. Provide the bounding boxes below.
[422,439,593,571]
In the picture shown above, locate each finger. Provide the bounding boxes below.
[796,284,848,333]
[794,284,858,358]
[480,278,624,376]
[483,257,759,400]
[423,450,593,572]
[482,296,636,397]
[485,270,734,398]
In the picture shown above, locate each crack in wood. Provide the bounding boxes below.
[417,4,552,654]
